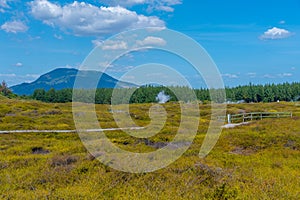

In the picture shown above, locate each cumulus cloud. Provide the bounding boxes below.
[1,20,28,33]
[30,0,62,22]
[101,0,182,12]
[137,36,166,46]
[29,0,165,36]
[260,27,293,40]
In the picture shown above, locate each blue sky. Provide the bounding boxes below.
[1,0,300,87]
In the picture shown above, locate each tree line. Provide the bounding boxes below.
[28,82,300,104]
[225,82,300,102]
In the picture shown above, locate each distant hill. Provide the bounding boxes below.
[11,68,137,95]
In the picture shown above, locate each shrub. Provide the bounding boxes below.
[49,154,78,167]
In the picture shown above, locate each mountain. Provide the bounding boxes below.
[11,68,137,95]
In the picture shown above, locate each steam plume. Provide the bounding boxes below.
[156,91,170,104]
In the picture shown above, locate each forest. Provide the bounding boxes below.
[26,82,300,104]
[1,81,299,104]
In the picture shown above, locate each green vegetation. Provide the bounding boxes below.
[29,82,300,104]
[0,81,16,99]
[0,81,11,96]
[0,98,299,199]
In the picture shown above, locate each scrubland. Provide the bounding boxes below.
[0,98,299,199]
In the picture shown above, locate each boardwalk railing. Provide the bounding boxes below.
[218,112,293,124]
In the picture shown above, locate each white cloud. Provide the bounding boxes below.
[263,74,275,78]
[102,0,181,6]
[137,36,166,46]
[92,39,103,47]
[15,62,23,67]
[1,20,28,33]
[61,64,75,69]
[154,5,174,12]
[0,0,9,8]
[222,73,238,79]
[279,20,286,24]
[263,72,293,78]
[0,0,10,13]
[101,0,181,12]
[0,73,40,86]
[102,0,146,6]
[25,74,40,79]
[102,40,128,50]
[283,73,292,77]
[106,65,135,73]
[54,34,63,40]
[260,27,292,40]
[98,61,113,68]
[247,72,256,78]
[278,73,292,77]
[29,0,63,22]
[0,73,16,77]
[147,0,181,12]
[29,0,165,36]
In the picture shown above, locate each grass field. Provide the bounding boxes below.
[0,98,299,199]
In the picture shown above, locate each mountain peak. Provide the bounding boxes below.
[11,68,136,95]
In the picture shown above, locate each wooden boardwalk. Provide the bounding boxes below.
[218,112,293,124]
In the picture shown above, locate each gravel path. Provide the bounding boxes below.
[0,127,144,134]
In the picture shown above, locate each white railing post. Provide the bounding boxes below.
[222,111,291,125]
[227,114,231,124]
